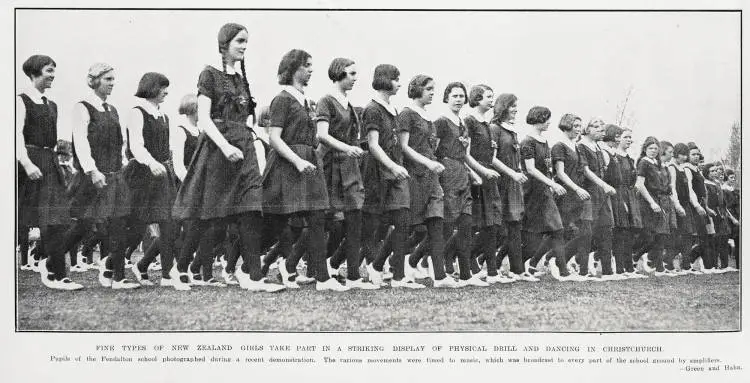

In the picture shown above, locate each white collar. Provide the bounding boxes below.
[22,86,46,103]
[135,97,162,118]
[527,131,546,143]
[641,157,658,165]
[684,163,698,172]
[85,90,108,112]
[614,148,629,157]
[500,121,517,133]
[209,61,241,76]
[372,96,397,116]
[282,85,307,107]
[468,108,490,124]
[560,137,577,152]
[599,142,616,154]
[330,88,350,110]
[722,184,734,191]
[442,111,461,127]
[579,138,599,151]
[705,179,717,186]
[662,159,675,168]
[405,101,432,121]
[180,118,200,136]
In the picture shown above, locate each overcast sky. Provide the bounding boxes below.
[15,9,740,160]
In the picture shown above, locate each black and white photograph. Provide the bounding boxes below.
[13,5,741,334]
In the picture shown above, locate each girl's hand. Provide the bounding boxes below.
[428,161,445,174]
[675,205,686,217]
[148,161,167,177]
[575,187,591,201]
[551,182,566,196]
[512,171,528,183]
[389,164,410,181]
[90,170,107,189]
[295,159,317,175]
[24,163,42,180]
[221,144,244,163]
[650,202,662,213]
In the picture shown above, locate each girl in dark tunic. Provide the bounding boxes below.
[360,64,415,288]
[723,169,740,270]
[490,94,533,281]
[519,106,570,280]
[667,143,697,274]
[69,63,138,289]
[464,85,511,284]
[635,136,677,277]
[262,49,348,292]
[397,75,456,288]
[16,55,81,290]
[435,82,487,287]
[610,127,645,277]
[173,23,284,292]
[314,58,378,289]
[682,142,711,272]
[704,163,732,272]
[576,118,619,280]
[125,72,181,287]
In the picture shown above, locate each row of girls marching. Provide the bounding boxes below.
[18,23,739,292]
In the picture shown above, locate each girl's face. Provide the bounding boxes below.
[689,149,701,165]
[294,57,314,87]
[340,64,357,92]
[479,90,494,110]
[506,102,518,122]
[675,153,688,164]
[34,64,56,90]
[661,146,673,163]
[227,29,248,63]
[728,174,736,186]
[155,86,169,104]
[620,130,633,149]
[96,70,115,96]
[709,165,720,181]
[418,80,435,105]
[446,86,466,113]
[539,119,551,132]
[389,77,401,96]
[645,143,660,159]
[567,119,582,139]
[589,123,605,141]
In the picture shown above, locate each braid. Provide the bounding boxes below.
[220,53,232,117]
[240,59,256,119]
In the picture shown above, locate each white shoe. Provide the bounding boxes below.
[245,278,286,292]
[517,272,540,282]
[160,277,175,287]
[600,274,627,281]
[112,279,140,290]
[124,259,134,269]
[20,263,34,271]
[345,278,380,290]
[366,263,384,286]
[524,258,533,274]
[38,258,55,288]
[169,265,191,291]
[56,278,84,291]
[235,268,252,289]
[148,262,161,272]
[404,262,419,281]
[222,268,239,285]
[486,274,515,284]
[131,267,153,286]
[295,275,316,285]
[277,259,300,288]
[97,256,113,287]
[326,258,337,278]
[640,253,656,273]
[383,258,394,280]
[316,278,350,292]
[475,269,488,279]
[433,277,460,289]
[724,266,739,272]
[203,278,227,287]
[31,259,41,273]
[425,257,436,281]
[457,275,489,287]
[70,264,88,273]
[390,279,426,289]
[189,273,208,286]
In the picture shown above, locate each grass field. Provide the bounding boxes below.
[16,253,741,332]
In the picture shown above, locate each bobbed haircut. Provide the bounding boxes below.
[602,124,623,142]
[687,141,701,153]
[178,94,198,116]
[526,106,551,125]
[659,140,674,155]
[639,136,661,160]
[673,143,690,158]
[372,64,400,91]
[328,57,355,82]
[407,74,434,99]
[277,49,311,86]
[582,117,605,135]
[22,55,56,79]
[442,82,467,103]
[558,113,581,132]
[491,93,518,124]
[702,162,717,179]
[468,84,492,108]
[134,72,170,99]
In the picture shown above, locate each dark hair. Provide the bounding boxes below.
[468,84,492,108]
[702,162,717,179]
[491,93,518,124]
[526,106,551,125]
[134,72,170,99]
[442,82,467,103]
[602,124,623,142]
[257,105,271,128]
[687,141,700,152]
[372,64,400,91]
[217,23,246,54]
[216,23,256,119]
[673,143,690,158]
[558,113,581,132]
[22,55,56,79]
[328,57,355,82]
[659,140,674,156]
[407,75,434,99]
[639,136,661,162]
[277,49,311,86]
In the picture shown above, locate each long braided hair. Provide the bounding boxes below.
[217,23,257,121]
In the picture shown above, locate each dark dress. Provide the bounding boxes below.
[263,90,329,214]
[398,107,444,225]
[435,116,472,223]
[686,165,708,235]
[577,143,614,228]
[360,100,410,214]
[173,66,264,220]
[616,153,643,229]
[466,115,502,228]
[128,107,178,223]
[180,125,199,168]
[706,181,730,236]
[315,95,365,212]
[17,94,70,227]
[494,124,524,222]
[672,163,695,235]
[551,141,589,225]
[520,136,563,233]
[70,101,131,220]
[637,159,676,234]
